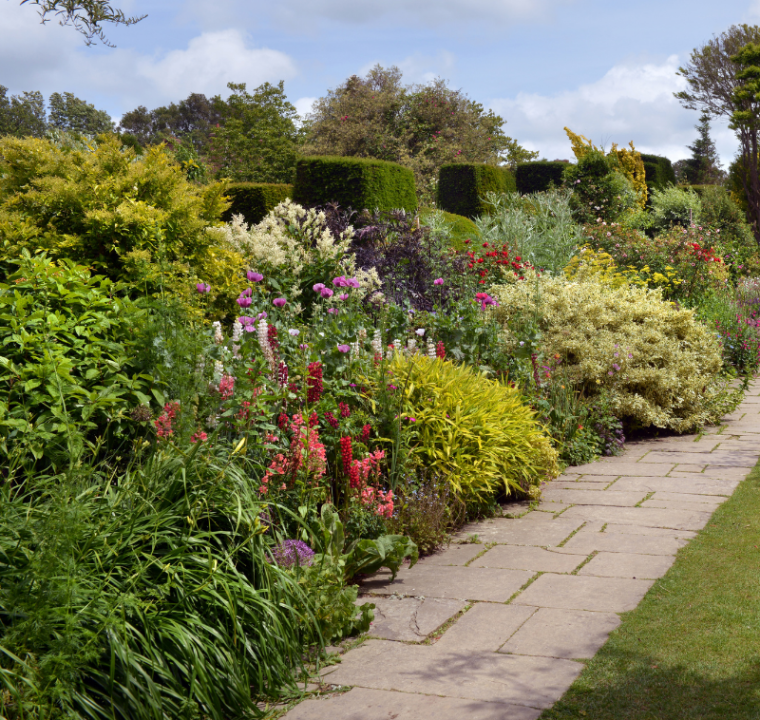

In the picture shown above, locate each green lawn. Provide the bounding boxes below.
[540,461,760,720]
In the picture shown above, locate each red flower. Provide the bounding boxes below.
[340,436,353,475]
[307,362,323,403]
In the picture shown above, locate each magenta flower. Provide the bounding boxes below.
[256,311,268,321]
[327,308,339,315]
[346,277,361,288]
[320,287,334,298]
[273,298,287,308]
[433,278,444,286]
[236,296,252,309]
[238,316,255,327]
[247,271,264,282]
[338,293,349,301]
[240,287,253,297]
[332,276,349,287]
[313,283,326,292]
[196,283,211,293]
[299,343,309,350]
[337,344,350,353]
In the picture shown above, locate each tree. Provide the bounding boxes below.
[0,86,47,137]
[207,81,302,184]
[48,91,113,135]
[20,0,146,46]
[675,24,760,241]
[301,65,529,204]
[680,112,724,185]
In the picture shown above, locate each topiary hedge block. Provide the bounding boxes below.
[640,154,676,193]
[293,156,417,212]
[222,183,293,225]
[515,161,567,194]
[436,163,515,219]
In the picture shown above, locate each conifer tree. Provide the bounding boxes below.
[682,112,723,184]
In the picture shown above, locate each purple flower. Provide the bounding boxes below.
[338,293,349,301]
[337,344,350,353]
[433,278,444,286]
[320,287,334,298]
[240,287,253,297]
[332,276,349,287]
[236,296,252,308]
[299,343,309,350]
[196,283,211,293]
[346,277,361,288]
[327,308,339,315]
[238,316,255,327]
[256,311,268,321]
[407,417,417,422]
[270,539,315,568]
[313,283,325,292]
[612,363,620,371]
[247,271,264,282]
[273,298,287,308]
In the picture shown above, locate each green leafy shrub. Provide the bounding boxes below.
[515,161,567,194]
[222,182,294,225]
[649,185,703,233]
[436,163,515,218]
[640,153,676,194]
[0,448,317,719]
[492,275,741,432]
[390,354,559,500]
[292,155,417,212]
[0,253,151,473]
[419,207,479,250]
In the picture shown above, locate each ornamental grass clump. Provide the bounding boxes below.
[492,275,742,432]
[389,354,559,500]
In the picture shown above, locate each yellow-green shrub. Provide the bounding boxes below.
[390,354,558,500]
[492,276,741,432]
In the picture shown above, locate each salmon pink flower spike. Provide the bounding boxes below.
[273,298,287,308]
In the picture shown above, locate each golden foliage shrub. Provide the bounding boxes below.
[492,276,741,432]
[390,355,559,500]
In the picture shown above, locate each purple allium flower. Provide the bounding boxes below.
[337,344,350,353]
[247,271,264,282]
[237,296,252,308]
[270,539,315,568]
[273,298,287,308]
[332,276,349,287]
[313,283,325,292]
[433,278,444,286]
[196,283,211,293]
[346,277,361,288]
[320,287,334,298]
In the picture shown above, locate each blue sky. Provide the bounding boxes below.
[2,0,759,165]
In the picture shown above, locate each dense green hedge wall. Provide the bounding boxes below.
[436,163,516,218]
[515,161,568,194]
[222,183,294,224]
[293,156,417,212]
[640,153,676,194]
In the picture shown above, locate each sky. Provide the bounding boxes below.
[2,0,760,166]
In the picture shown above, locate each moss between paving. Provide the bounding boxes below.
[539,459,760,720]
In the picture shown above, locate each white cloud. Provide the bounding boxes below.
[294,96,317,120]
[490,55,739,164]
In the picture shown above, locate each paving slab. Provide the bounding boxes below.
[454,516,584,547]
[512,573,654,613]
[550,480,618,491]
[359,565,534,603]
[472,545,584,573]
[568,462,675,476]
[640,451,758,467]
[552,529,688,556]
[611,476,736,496]
[541,488,645,506]
[578,552,675,580]
[417,543,486,566]
[364,596,466,642]
[647,438,720,452]
[571,475,621,485]
[535,499,573,514]
[284,688,542,720]
[500,607,621,659]
[559,504,713,531]
[434,603,536,653]
[321,640,583,710]
[640,497,724,513]
[600,523,697,540]
[670,468,748,480]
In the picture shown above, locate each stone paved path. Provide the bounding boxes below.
[284,381,760,719]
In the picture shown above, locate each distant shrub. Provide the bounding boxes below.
[640,153,676,194]
[492,275,740,432]
[436,163,515,218]
[292,155,417,212]
[391,354,559,500]
[419,207,479,250]
[649,185,703,233]
[515,161,567,194]
[222,182,294,225]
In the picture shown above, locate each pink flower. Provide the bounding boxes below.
[433,278,444,285]
[320,287,334,298]
[240,287,253,297]
[273,298,287,308]
[346,277,361,288]
[337,344,350,353]
[196,283,211,293]
[338,293,349,301]
[332,276,349,287]
[191,430,208,443]
[237,296,252,309]
[313,283,325,292]
[247,271,264,282]
[327,308,339,315]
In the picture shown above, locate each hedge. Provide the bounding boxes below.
[222,183,293,225]
[436,163,516,218]
[292,156,417,212]
[515,161,568,194]
[640,154,676,194]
